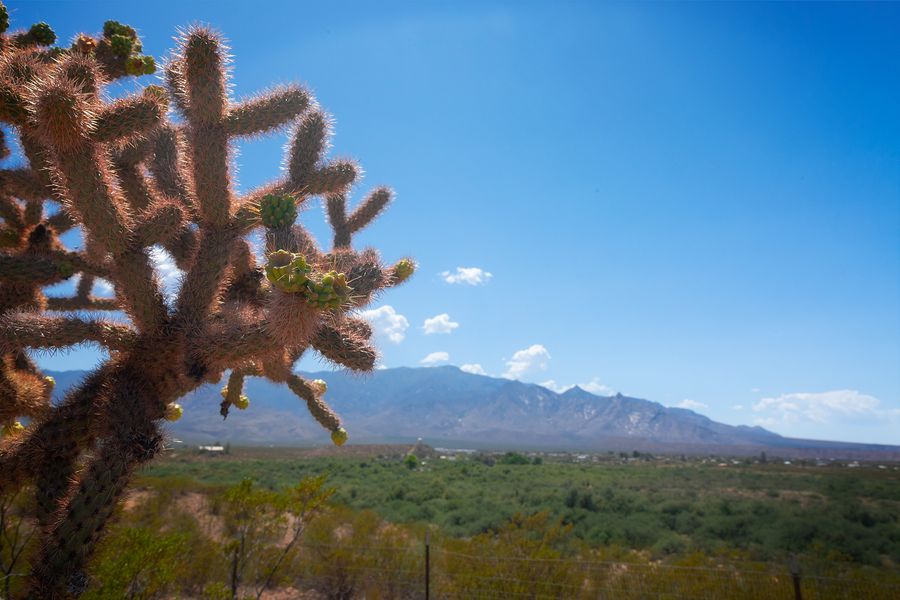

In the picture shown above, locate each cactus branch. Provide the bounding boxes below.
[0,313,137,352]
[224,85,310,138]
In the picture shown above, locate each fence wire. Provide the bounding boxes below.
[289,539,900,600]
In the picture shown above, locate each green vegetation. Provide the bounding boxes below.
[3,448,898,598]
[144,449,900,568]
[83,528,189,600]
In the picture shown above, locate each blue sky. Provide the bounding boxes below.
[10,1,899,444]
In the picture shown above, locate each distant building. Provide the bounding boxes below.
[198,445,225,453]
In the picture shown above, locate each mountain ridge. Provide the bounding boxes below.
[43,366,900,459]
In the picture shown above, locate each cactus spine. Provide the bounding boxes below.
[0,3,413,596]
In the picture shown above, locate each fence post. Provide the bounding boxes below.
[789,555,802,600]
[425,529,431,600]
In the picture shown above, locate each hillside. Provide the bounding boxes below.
[47,366,900,459]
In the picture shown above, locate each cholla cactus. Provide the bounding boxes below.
[0,3,414,596]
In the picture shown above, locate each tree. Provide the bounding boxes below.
[254,476,333,600]
[81,528,188,600]
[299,507,421,600]
[499,452,529,465]
[0,1,414,595]
[216,476,333,600]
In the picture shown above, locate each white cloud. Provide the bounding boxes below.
[504,344,550,379]
[580,378,616,396]
[421,351,449,366]
[676,399,708,411]
[423,313,459,335]
[460,363,486,375]
[540,377,616,396]
[358,305,409,344]
[441,267,493,286]
[732,404,745,411]
[753,416,779,428]
[149,246,183,300]
[752,390,889,424]
[540,380,569,393]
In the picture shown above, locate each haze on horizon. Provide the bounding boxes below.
[14,1,899,445]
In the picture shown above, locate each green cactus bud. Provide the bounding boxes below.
[220,386,229,398]
[28,22,56,46]
[110,33,133,56]
[141,55,156,75]
[299,268,351,309]
[103,20,136,39]
[393,258,415,283]
[44,375,56,390]
[265,250,314,293]
[125,56,145,76]
[264,249,293,282]
[103,20,121,37]
[164,403,183,422]
[0,4,9,34]
[331,427,348,447]
[58,261,74,278]
[311,379,327,394]
[259,194,297,228]
[234,395,250,410]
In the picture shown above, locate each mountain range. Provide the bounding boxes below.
[46,366,900,459]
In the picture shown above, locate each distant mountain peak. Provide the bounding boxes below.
[40,366,900,458]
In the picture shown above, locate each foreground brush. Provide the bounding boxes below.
[0,2,414,596]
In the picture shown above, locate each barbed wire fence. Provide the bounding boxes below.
[290,538,900,600]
